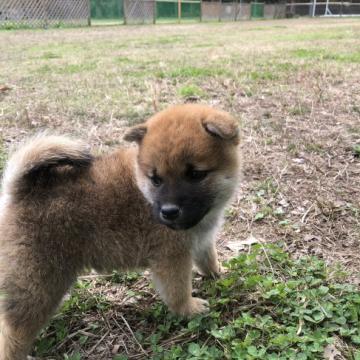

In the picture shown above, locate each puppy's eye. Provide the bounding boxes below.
[150,174,163,187]
[186,169,208,182]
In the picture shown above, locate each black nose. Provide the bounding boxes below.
[160,204,180,221]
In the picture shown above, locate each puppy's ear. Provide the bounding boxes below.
[202,112,239,144]
[124,125,147,143]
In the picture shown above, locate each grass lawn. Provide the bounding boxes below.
[0,18,359,359]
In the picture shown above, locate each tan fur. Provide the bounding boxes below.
[0,104,240,359]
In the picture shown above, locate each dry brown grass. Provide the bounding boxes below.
[0,18,359,359]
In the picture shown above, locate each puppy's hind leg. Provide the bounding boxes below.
[0,267,75,360]
[151,251,209,317]
[0,317,30,360]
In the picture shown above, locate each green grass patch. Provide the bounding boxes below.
[34,281,111,357]
[289,104,311,116]
[111,270,140,284]
[178,84,205,98]
[292,49,360,63]
[249,70,278,81]
[0,23,34,30]
[36,61,98,75]
[56,62,98,75]
[233,61,300,82]
[353,144,360,158]
[161,66,228,79]
[325,51,360,64]
[292,49,323,59]
[194,42,215,48]
[41,51,62,60]
[145,244,360,359]
[35,244,360,359]
[151,35,187,45]
[0,22,88,31]
[305,142,325,154]
[272,62,299,72]
[114,56,132,64]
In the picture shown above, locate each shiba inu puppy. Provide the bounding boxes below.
[0,104,240,359]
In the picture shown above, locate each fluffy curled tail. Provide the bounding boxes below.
[1,134,93,200]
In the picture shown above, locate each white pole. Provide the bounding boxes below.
[325,0,332,15]
[312,0,317,16]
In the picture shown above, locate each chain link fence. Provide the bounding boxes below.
[285,1,360,17]
[97,0,287,23]
[6,0,357,29]
[219,1,239,20]
[124,0,155,23]
[0,0,90,29]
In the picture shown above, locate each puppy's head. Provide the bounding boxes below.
[125,104,240,230]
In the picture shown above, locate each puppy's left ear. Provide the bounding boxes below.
[202,112,239,144]
[124,125,147,143]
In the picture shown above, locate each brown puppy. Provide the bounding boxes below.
[0,104,240,359]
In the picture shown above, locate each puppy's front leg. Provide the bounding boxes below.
[192,240,223,278]
[151,252,208,316]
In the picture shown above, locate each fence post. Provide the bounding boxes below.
[122,0,125,24]
[200,0,202,21]
[178,0,181,22]
[124,0,127,24]
[219,0,222,21]
[43,0,49,28]
[142,0,145,24]
[153,0,157,24]
[118,0,122,24]
[88,0,92,26]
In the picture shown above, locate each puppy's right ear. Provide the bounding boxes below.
[124,125,147,143]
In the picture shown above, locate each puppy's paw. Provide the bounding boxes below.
[214,263,226,277]
[196,262,225,279]
[177,297,209,316]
